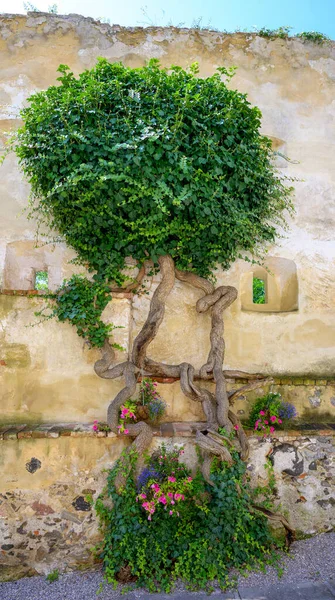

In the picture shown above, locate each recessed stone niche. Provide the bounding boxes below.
[240,257,299,313]
[2,241,65,291]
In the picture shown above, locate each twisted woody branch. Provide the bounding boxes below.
[94,255,294,540]
[94,255,270,481]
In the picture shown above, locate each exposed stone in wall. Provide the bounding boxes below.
[245,434,335,535]
[0,431,334,579]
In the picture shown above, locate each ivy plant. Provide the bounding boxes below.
[34,274,122,348]
[95,447,282,592]
[11,58,294,346]
[15,59,292,285]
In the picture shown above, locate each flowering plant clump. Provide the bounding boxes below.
[137,467,163,490]
[92,420,111,432]
[137,444,207,520]
[138,378,166,422]
[137,475,196,520]
[117,400,137,434]
[250,393,297,437]
[254,411,283,437]
[95,446,281,592]
[278,401,297,420]
[148,444,190,479]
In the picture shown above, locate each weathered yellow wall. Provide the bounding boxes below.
[0,13,335,424]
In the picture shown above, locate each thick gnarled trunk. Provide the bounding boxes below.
[94,255,294,542]
[94,255,270,484]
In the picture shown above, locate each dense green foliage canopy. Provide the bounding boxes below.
[16,58,292,284]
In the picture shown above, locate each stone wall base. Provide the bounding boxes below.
[0,430,334,580]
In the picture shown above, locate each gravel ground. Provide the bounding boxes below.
[0,532,334,600]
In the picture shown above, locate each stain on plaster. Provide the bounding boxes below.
[25,457,41,473]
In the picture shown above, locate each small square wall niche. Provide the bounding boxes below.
[240,257,298,313]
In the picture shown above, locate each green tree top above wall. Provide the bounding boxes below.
[16,59,292,284]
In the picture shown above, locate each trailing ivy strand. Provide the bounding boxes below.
[15,59,293,284]
[34,274,122,348]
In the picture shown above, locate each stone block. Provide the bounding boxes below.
[160,422,174,437]
[3,425,27,440]
[271,443,304,476]
[17,429,33,439]
[173,423,193,437]
[0,425,13,440]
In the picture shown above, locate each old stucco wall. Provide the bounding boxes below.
[0,13,335,424]
[0,431,334,579]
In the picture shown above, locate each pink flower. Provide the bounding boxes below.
[259,410,265,416]
[169,510,173,515]
[187,477,192,482]
[158,496,167,505]
[278,419,282,424]
[151,483,160,492]
[94,420,98,423]
[148,514,152,520]
[264,421,268,425]
[234,424,239,431]
[167,492,173,499]
[270,426,275,433]
[168,476,176,483]
[139,493,147,500]
[124,429,129,435]
[93,425,98,431]
[171,500,175,505]
[270,416,277,423]
[175,493,182,500]
[122,408,129,415]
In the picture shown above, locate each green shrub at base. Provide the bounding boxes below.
[95,446,282,592]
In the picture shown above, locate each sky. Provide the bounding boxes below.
[1,0,335,39]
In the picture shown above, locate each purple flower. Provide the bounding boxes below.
[137,467,162,490]
[278,401,297,420]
